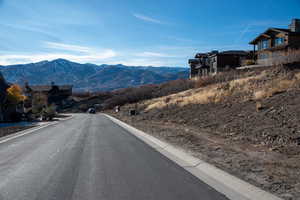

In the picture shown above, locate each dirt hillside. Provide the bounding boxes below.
[108,65,300,200]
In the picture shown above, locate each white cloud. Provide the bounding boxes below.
[0,50,117,65]
[0,42,190,67]
[0,41,117,65]
[44,42,92,53]
[133,13,164,24]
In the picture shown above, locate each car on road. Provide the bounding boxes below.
[87,108,96,114]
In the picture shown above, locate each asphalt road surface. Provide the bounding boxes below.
[0,114,228,200]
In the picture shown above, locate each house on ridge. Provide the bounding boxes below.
[249,18,300,65]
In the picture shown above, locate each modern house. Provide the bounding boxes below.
[189,50,250,78]
[189,52,215,78]
[24,82,73,109]
[249,18,300,65]
[208,51,250,74]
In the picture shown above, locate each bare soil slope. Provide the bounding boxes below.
[108,65,300,200]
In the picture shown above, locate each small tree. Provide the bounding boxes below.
[6,84,26,105]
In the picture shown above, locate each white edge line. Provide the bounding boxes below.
[104,114,283,200]
[0,115,74,144]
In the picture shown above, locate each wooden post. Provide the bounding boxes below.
[253,45,256,61]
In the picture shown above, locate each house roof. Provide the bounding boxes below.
[195,53,208,58]
[249,28,300,44]
[208,50,249,57]
[188,59,200,65]
[28,85,73,92]
[219,50,249,55]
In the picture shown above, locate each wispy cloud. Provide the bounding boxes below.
[234,24,251,44]
[44,42,91,53]
[0,50,117,65]
[0,23,61,42]
[233,20,288,44]
[0,42,117,65]
[133,13,164,24]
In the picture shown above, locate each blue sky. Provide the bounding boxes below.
[0,0,300,67]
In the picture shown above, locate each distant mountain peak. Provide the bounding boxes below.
[0,59,189,91]
[35,60,49,65]
[52,58,70,63]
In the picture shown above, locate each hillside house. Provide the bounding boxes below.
[209,50,250,73]
[188,52,214,78]
[249,18,300,65]
[189,50,250,78]
[24,82,73,109]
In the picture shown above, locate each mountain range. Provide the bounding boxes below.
[0,59,189,91]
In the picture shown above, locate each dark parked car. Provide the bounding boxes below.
[87,108,96,114]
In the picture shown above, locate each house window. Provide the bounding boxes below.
[257,39,269,50]
[275,37,284,46]
[258,42,262,50]
[261,39,269,49]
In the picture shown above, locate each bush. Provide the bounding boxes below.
[42,104,57,120]
[32,94,47,113]
[243,59,256,66]
[6,84,26,105]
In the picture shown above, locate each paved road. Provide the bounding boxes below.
[0,114,228,200]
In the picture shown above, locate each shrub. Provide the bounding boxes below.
[31,93,48,116]
[243,59,256,66]
[42,104,57,120]
[6,84,26,105]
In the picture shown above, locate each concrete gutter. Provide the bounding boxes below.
[104,114,283,200]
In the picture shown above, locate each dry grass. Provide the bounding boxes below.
[145,83,235,111]
[295,72,300,80]
[254,78,299,100]
[144,66,300,111]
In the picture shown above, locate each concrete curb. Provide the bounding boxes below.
[104,114,283,200]
[0,115,74,144]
